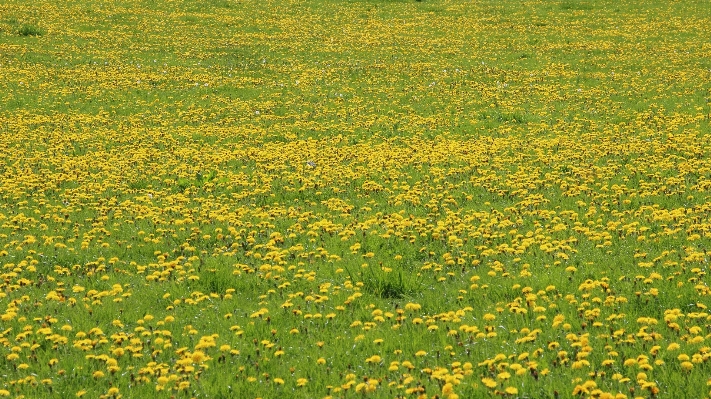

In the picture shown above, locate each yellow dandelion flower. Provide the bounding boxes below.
[497,371,511,380]
[442,382,454,396]
[191,351,206,363]
[482,377,497,388]
[366,355,382,364]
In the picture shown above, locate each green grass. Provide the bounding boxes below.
[1,0,711,398]
[17,24,43,36]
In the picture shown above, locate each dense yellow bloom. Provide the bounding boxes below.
[0,1,709,398]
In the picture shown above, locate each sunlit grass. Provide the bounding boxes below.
[1,0,711,398]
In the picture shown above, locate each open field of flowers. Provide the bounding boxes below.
[1,0,711,397]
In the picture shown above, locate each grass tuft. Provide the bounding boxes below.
[17,24,43,36]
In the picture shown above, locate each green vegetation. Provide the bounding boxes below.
[0,0,710,398]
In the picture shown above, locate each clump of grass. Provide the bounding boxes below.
[353,265,421,299]
[17,24,43,36]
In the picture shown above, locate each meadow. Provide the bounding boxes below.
[1,0,711,397]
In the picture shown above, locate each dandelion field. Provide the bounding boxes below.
[1,0,711,397]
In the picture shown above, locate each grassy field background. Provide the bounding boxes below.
[1,0,711,397]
